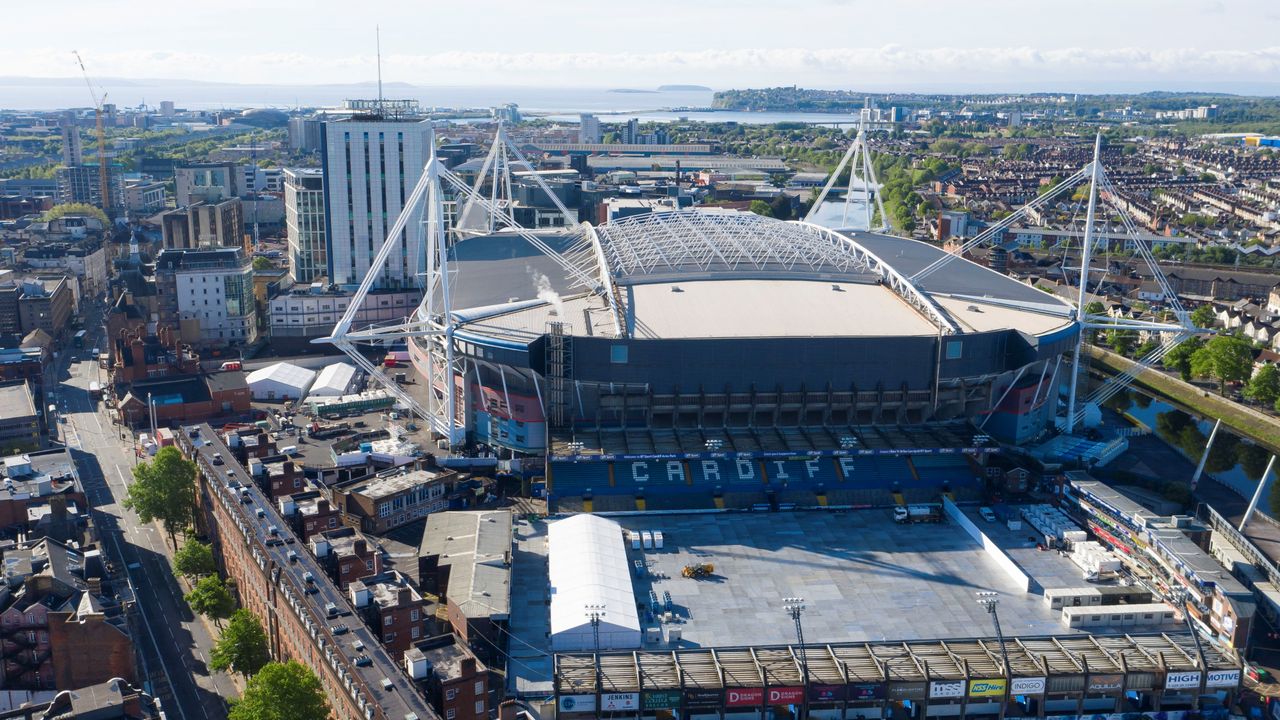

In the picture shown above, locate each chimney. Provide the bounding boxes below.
[461,657,477,677]
[397,588,412,607]
[87,577,102,596]
[50,495,67,521]
[318,499,330,514]
[354,539,367,556]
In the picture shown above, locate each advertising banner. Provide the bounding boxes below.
[557,695,596,714]
[726,688,764,708]
[888,683,928,701]
[1205,669,1241,688]
[768,687,805,706]
[1010,677,1046,695]
[684,688,722,709]
[809,685,846,702]
[641,690,682,710]
[600,693,639,711]
[1163,671,1202,690]
[930,680,965,699]
[1086,675,1125,693]
[968,679,1007,697]
[849,683,887,701]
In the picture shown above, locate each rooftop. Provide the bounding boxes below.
[0,382,35,420]
[350,468,450,501]
[420,510,513,619]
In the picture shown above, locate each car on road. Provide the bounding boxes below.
[979,507,997,522]
[1247,664,1274,683]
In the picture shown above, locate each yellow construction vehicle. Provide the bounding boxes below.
[681,563,714,579]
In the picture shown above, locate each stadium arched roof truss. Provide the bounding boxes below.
[587,210,960,336]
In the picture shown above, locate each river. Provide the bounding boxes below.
[1105,385,1276,502]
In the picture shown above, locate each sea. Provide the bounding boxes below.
[0,81,859,125]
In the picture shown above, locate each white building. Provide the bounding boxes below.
[267,288,421,340]
[307,362,359,398]
[157,247,257,346]
[547,514,641,652]
[321,118,433,289]
[578,114,601,144]
[246,362,316,401]
[284,168,326,284]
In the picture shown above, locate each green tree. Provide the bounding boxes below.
[187,575,236,627]
[748,200,773,217]
[1134,339,1160,359]
[123,446,196,550]
[230,661,329,720]
[252,256,274,271]
[173,539,216,579]
[1189,335,1254,394]
[768,193,793,221]
[1246,364,1280,407]
[1164,336,1205,381]
[42,203,109,226]
[1106,329,1137,357]
[211,610,271,678]
[1190,305,1217,328]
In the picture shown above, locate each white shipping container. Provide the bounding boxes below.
[630,532,641,550]
[653,531,664,549]
[642,531,654,550]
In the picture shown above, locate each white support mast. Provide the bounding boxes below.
[1064,133,1103,435]
[804,117,889,233]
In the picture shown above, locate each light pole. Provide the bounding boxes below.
[585,603,606,693]
[977,592,1012,718]
[784,596,810,716]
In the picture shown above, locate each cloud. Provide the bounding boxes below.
[4,45,1280,88]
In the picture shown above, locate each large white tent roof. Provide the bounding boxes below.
[308,362,359,398]
[547,514,641,652]
[246,362,316,394]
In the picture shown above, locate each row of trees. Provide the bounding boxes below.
[129,448,328,719]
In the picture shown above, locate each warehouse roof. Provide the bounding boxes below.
[420,510,513,620]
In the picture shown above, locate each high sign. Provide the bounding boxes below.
[768,687,805,706]
[600,693,639,711]
[641,690,682,710]
[1010,677,1046,696]
[968,679,1007,697]
[1164,671,1202,690]
[1205,669,1241,688]
[726,688,764,707]
[1086,675,1125,693]
[930,680,965,699]
[557,695,596,713]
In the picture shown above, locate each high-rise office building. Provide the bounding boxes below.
[160,100,175,116]
[579,114,601,144]
[175,163,242,206]
[284,168,327,284]
[288,117,323,153]
[59,113,83,167]
[55,165,123,209]
[320,118,433,289]
[621,118,639,145]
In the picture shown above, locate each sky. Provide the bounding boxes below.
[4,0,1280,93]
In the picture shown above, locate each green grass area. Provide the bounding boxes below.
[1087,345,1280,451]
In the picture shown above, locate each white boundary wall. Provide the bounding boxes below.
[943,497,1030,592]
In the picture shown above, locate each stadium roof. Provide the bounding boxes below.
[445,210,1076,342]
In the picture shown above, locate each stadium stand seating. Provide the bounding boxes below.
[548,461,611,496]
[910,455,979,486]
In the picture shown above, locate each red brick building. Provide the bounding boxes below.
[406,635,490,720]
[312,527,382,590]
[350,572,432,660]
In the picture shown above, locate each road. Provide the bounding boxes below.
[55,311,236,720]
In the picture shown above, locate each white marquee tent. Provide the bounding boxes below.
[547,514,641,652]
[246,362,316,402]
[307,362,360,399]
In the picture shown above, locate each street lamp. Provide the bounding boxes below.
[585,603,606,691]
[783,596,810,708]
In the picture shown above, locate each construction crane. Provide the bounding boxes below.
[72,50,111,217]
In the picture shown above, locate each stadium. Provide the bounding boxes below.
[408,209,1080,510]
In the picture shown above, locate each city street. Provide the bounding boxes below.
[56,311,236,720]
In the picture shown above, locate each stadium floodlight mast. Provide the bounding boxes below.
[975,592,1012,681]
[782,596,810,708]
[585,603,606,689]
